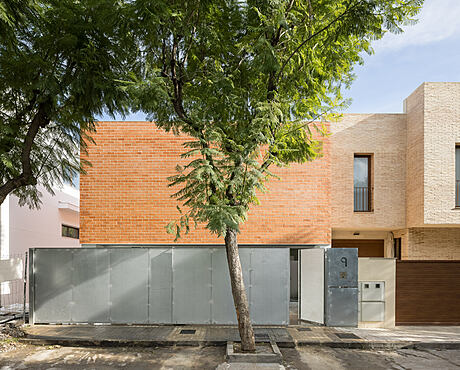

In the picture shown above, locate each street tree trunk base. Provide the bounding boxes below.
[225,228,256,352]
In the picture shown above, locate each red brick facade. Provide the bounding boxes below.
[80,121,331,245]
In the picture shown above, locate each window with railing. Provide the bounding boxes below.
[456,145,460,207]
[354,154,372,212]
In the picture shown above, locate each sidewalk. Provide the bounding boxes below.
[21,324,460,350]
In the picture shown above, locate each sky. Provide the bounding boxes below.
[344,0,460,113]
[101,0,460,120]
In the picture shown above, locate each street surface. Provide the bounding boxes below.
[0,344,458,369]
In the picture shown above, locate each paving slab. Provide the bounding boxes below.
[21,324,460,350]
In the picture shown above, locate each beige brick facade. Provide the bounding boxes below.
[422,83,460,225]
[405,84,425,227]
[330,113,406,230]
[406,227,460,260]
[331,82,460,260]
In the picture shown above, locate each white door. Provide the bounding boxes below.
[299,248,325,324]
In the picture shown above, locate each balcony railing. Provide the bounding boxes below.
[354,186,371,212]
[457,180,460,208]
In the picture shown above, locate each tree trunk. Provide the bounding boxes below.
[224,227,256,352]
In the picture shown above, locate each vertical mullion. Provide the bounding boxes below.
[367,155,371,211]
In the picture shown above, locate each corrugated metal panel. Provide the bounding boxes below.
[109,249,149,324]
[250,248,289,325]
[325,287,358,326]
[210,248,237,324]
[148,249,172,323]
[172,248,212,324]
[32,246,290,325]
[34,249,73,323]
[72,249,110,323]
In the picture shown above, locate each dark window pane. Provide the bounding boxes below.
[62,225,79,239]
[354,155,370,211]
[456,146,460,181]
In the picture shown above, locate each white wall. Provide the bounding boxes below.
[358,258,396,328]
[2,185,80,258]
[299,248,325,324]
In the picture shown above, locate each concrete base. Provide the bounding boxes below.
[226,341,282,364]
[217,363,285,369]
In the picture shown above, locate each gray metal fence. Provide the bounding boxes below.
[0,253,28,320]
[29,247,289,325]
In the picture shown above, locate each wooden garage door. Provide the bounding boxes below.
[396,261,460,325]
[332,239,384,257]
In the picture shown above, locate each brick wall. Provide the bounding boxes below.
[405,84,425,227]
[80,122,331,245]
[406,227,460,260]
[330,113,406,230]
[423,82,460,224]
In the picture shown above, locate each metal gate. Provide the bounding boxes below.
[29,247,289,325]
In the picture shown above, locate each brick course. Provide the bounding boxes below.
[80,122,331,245]
[406,227,460,260]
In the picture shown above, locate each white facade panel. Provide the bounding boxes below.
[299,248,324,324]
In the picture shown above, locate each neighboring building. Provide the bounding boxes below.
[0,184,79,309]
[1,184,80,258]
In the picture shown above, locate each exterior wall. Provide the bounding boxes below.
[1,185,80,258]
[405,84,425,227]
[392,229,409,259]
[358,258,396,328]
[80,122,331,245]
[423,82,460,224]
[406,227,460,260]
[330,113,406,230]
[332,230,394,258]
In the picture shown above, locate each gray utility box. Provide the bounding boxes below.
[325,248,358,327]
[359,281,385,322]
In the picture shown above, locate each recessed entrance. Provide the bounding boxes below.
[332,239,384,257]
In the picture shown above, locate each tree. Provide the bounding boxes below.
[130,0,423,351]
[0,0,135,207]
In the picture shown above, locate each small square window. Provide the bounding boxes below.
[62,225,79,239]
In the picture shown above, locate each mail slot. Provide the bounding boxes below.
[359,281,385,322]
[360,281,385,302]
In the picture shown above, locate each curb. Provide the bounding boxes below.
[19,337,460,350]
[295,340,460,350]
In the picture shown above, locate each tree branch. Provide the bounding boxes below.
[0,99,51,203]
[275,0,362,84]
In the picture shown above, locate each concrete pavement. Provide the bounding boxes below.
[22,324,460,350]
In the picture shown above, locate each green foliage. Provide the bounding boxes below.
[129,0,423,238]
[0,0,136,206]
